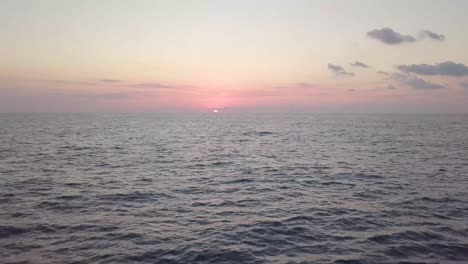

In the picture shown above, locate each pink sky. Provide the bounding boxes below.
[2,1,468,113]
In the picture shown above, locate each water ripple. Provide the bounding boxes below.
[1,113,468,263]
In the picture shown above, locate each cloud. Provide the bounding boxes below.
[406,77,444,90]
[296,82,320,88]
[376,71,389,76]
[387,84,396,90]
[391,73,444,90]
[132,83,172,89]
[328,64,354,76]
[419,30,445,41]
[100,79,123,83]
[460,82,468,89]
[367,28,416,45]
[73,91,146,99]
[46,80,96,86]
[350,61,370,68]
[45,79,124,85]
[397,61,468,77]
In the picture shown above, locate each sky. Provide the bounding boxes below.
[1,0,468,113]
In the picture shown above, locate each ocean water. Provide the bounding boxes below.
[1,113,468,264]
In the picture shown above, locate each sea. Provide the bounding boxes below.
[1,113,467,264]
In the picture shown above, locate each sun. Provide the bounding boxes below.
[213,109,219,113]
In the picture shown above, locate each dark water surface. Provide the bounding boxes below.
[1,113,468,264]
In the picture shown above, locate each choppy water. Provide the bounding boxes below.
[1,113,468,264]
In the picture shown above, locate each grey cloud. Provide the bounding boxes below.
[392,73,444,90]
[296,82,320,88]
[420,30,445,41]
[376,71,389,76]
[350,61,370,68]
[100,79,123,83]
[47,80,96,86]
[397,61,468,77]
[460,82,468,89]
[367,28,416,45]
[407,78,444,90]
[44,79,125,86]
[74,91,146,99]
[132,83,172,89]
[328,64,354,76]
[387,84,396,90]
[367,28,446,45]
[390,73,409,82]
